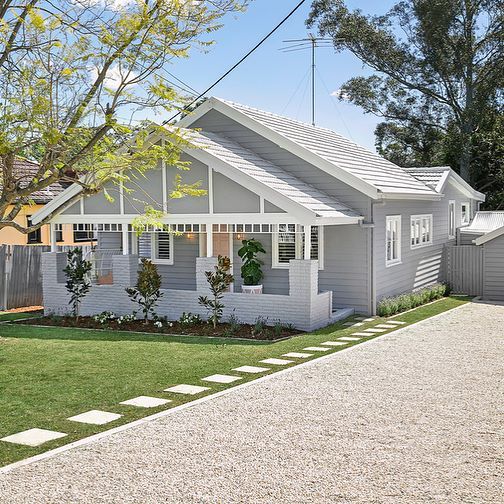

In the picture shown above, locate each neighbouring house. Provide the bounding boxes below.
[0,158,95,247]
[31,98,486,330]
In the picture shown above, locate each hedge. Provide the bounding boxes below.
[377,283,450,317]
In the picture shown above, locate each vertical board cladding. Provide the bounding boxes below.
[374,183,474,300]
[232,233,289,295]
[191,109,371,218]
[446,245,483,296]
[319,225,370,313]
[483,234,504,301]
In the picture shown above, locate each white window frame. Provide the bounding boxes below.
[448,200,456,239]
[410,214,433,249]
[385,215,402,267]
[272,225,324,270]
[151,232,174,265]
[461,201,470,225]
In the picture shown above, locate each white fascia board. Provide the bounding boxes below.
[52,213,313,225]
[314,216,363,226]
[380,192,442,201]
[31,183,83,225]
[435,169,451,193]
[474,226,504,246]
[176,99,215,128]
[192,98,380,200]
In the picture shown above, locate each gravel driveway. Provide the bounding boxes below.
[1,301,503,503]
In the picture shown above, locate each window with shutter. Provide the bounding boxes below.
[272,225,323,269]
[151,232,173,264]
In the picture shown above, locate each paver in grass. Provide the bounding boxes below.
[320,341,347,347]
[343,322,364,327]
[282,352,313,358]
[338,336,361,341]
[303,346,331,352]
[164,384,210,395]
[1,428,67,447]
[355,317,375,322]
[233,366,270,374]
[364,328,387,333]
[120,396,171,408]
[260,358,293,366]
[375,324,397,329]
[352,332,374,337]
[67,410,122,426]
[202,374,242,384]
[386,320,406,325]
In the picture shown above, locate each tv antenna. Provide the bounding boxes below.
[280,33,333,126]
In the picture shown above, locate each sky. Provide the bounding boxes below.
[153,0,397,151]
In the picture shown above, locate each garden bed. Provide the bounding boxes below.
[16,315,301,341]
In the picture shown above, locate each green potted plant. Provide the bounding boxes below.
[237,238,266,294]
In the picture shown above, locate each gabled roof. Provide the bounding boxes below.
[404,166,485,201]
[1,158,66,204]
[474,225,504,246]
[179,128,361,221]
[462,211,504,235]
[178,97,440,199]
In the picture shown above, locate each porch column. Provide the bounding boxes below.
[206,227,213,257]
[121,225,129,255]
[49,223,57,252]
[303,225,311,259]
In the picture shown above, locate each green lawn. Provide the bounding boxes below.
[0,296,469,467]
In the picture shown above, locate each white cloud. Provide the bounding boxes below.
[331,89,350,101]
[89,65,138,90]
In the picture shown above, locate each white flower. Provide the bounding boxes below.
[154,321,163,328]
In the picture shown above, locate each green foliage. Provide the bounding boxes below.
[198,256,234,329]
[178,312,203,326]
[252,316,268,337]
[377,283,448,317]
[0,1,245,233]
[308,0,503,206]
[63,248,92,319]
[126,259,163,323]
[237,238,266,286]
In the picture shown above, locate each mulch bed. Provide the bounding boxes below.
[17,316,301,341]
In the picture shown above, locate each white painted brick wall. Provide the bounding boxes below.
[42,254,332,331]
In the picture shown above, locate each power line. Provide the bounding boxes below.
[163,0,309,125]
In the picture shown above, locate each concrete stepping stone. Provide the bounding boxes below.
[343,322,364,327]
[260,358,293,366]
[120,396,171,408]
[352,332,374,337]
[164,384,210,395]
[320,341,347,346]
[1,428,67,447]
[303,346,330,352]
[364,328,387,333]
[202,374,242,384]
[355,317,375,322]
[67,410,122,425]
[386,320,406,325]
[338,336,361,341]
[282,352,313,358]
[233,366,270,373]
[375,324,397,329]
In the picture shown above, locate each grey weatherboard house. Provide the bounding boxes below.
[33,98,486,330]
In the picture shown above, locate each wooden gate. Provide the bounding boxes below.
[446,245,483,296]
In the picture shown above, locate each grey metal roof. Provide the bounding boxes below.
[403,167,450,192]
[217,99,437,196]
[182,128,361,219]
[461,212,504,234]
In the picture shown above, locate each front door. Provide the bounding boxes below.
[213,233,234,292]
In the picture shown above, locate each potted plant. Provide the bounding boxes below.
[237,238,266,294]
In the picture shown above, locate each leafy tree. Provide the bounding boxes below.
[63,247,92,319]
[198,255,233,329]
[237,238,265,286]
[308,0,503,196]
[0,0,245,234]
[126,258,163,323]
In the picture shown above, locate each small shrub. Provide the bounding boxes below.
[179,312,202,326]
[126,259,163,323]
[93,311,116,325]
[252,316,268,337]
[377,283,450,317]
[273,320,284,339]
[63,248,92,320]
[226,312,241,335]
[117,314,137,325]
[198,256,234,329]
